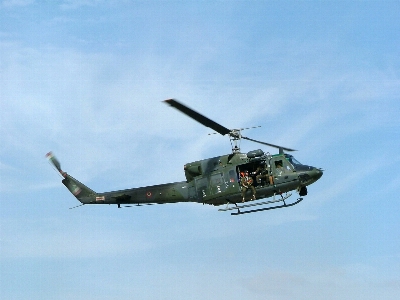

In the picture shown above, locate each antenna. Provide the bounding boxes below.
[69,203,85,209]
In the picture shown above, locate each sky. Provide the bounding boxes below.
[1,0,400,299]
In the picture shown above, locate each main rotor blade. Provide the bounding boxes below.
[241,136,296,152]
[164,99,231,136]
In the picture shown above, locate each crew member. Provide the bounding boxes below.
[253,164,269,185]
[241,171,256,202]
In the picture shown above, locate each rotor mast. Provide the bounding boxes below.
[229,129,241,153]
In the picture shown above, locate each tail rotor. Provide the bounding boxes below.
[46,152,66,177]
[46,151,97,201]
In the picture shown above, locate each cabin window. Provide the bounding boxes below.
[228,169,236,183]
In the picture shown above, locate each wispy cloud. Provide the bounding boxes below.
[59,0,105,10]
[1,4,400,299]
[0,217,153,258]
[243,265,400,300]
[1,0,34,8]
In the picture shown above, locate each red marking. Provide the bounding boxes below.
[146,191,152,198]
[72,187,82,196]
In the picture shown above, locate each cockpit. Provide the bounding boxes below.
[284,153,323,187]
[284,154,313,171]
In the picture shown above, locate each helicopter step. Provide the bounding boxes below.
[218,193,303,215]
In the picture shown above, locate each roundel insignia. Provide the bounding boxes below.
[146,191,152,198]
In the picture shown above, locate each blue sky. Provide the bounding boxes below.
[1,1,399,299]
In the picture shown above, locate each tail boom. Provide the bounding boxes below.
[47,152,193,206]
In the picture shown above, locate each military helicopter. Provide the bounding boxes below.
[47,99,323,215]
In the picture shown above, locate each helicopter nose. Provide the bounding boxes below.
[314,167,323,178]
[310,167,323,184]
[298,167,323,186]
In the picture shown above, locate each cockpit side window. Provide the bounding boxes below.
[283,159,294,172]
[274,159,294,174]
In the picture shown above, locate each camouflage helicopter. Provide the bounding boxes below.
[47,99,323,215]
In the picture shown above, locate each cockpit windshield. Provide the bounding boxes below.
[285,154,302,166]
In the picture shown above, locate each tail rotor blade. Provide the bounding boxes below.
[46,152,66,176]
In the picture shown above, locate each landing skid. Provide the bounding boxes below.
[218,193,303,215]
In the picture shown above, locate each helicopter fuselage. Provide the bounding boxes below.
[62,149,322,208]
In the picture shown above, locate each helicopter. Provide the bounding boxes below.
[47,99,323,215]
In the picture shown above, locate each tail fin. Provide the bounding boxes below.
[62,174,97,201]
[46,152,97,203]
